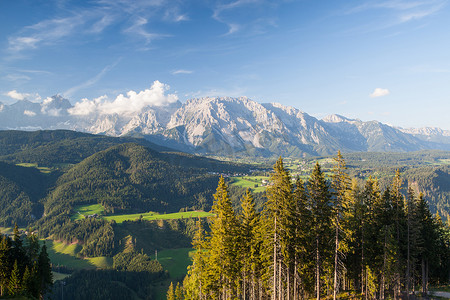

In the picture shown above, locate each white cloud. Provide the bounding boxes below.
[23,110,36,116]
[172,69,193,75]
[370,88,390,98]
[5,90,41,101]
[6,90,29,100]
[68,80,178,116]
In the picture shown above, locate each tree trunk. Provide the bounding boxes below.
[406,214,410,300]
[316,235,320,300]
[421,258,426,295]
[278,260,282,300]
[273,216,277,300]
[243,270,247,300]
[294,258,298,300]
[334,222,339,300]
[287,265,290,300]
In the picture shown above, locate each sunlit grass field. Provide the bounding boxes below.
[228,176,269,193]
[71,203,105,220]
[151,247,193,280]
[16,162,52,173]
[45,239,112,270]
[103,210,213,224]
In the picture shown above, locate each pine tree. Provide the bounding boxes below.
[391,170,405,300]
[415,192,435,295]
[37,243,53,297]
[239,189,259,299]
[11,224,26,273]
[208,176,240,298]
[167,282,175,300]
[8,260,21,296]
[292,175,312,299]
[360,176,381,299]
[0,235,11,297]
[265,157,297,299]
[175,281,183,300]
[184,218,208,299]
[308,162,333,300]
[331,151,351,300]
[404,187,422,298]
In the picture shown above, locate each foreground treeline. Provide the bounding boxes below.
[0,225,52,298]
[179,153,450,300]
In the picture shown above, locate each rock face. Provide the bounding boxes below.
[0,95,449,157]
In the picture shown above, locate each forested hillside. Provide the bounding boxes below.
[0,130,171,166]
[0,161,52,226]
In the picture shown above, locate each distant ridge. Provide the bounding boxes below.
[1,96,449,157]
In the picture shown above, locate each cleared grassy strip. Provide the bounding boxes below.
[52,271,71,282]
[16,162,52,173]
[151,248,193,280]
[86,256,113,269]
[229,176,269,193]
[103,211,213,224]
[51,240,82,256]
[151,248,194,300]
[72,203,105,221]
[45,240,96,270]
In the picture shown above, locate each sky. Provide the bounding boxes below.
[1,0,449,130]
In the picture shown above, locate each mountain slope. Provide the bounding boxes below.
[0,162,50,226]
[41,142,248,221]
[0,129,173,166]
[1,96,449,157]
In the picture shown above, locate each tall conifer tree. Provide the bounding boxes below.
[209,176,239,299]
[308,162,333,300]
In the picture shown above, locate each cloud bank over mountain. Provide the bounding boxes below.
[68,81,179,116]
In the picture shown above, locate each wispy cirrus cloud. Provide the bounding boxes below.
[124,17,169,44]
[343,0,447,26]
[8,15,85,53]
[172,69,193,75]
[64,59,121,98]
[6,0,189,56]
[212,0,279,36]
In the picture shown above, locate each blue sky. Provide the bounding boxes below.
[1,0,449,129]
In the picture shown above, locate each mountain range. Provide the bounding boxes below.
[1,95,449,157]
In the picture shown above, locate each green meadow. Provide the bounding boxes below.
[71,203,105,220]
[228,176,269,193]
[71,203,213,224]
[16,162,52,173]
[151,247,193,280]
[103,210,213,224]
[45,239,112,270]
